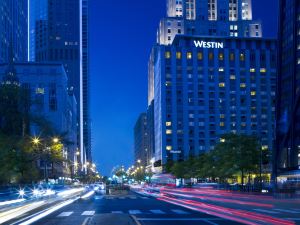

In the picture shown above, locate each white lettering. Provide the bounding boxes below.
[194,40,224,49]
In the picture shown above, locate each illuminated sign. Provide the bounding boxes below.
[194,40,224,49]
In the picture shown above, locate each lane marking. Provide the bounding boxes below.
[57,211,73,217]
[274,209,298,214]
[129,210,142,214]
[150,210,165,214]
[81,217,91,225]
[171,209,190,215]
[111,211,123,214]
[81,211,95,216]
[129,197,137,199]
[94,196,103,200]
[253,209,280,214]
[136,218,225,221]
[131,215,142,225]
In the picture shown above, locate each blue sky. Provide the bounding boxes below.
[89,0,279,176]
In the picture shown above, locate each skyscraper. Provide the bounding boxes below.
[29,0,91,166]
[0,0,28,63]
[276,0,300,191]
[158,0,262,45]
[134,113,149,167]
[148,0,276,172]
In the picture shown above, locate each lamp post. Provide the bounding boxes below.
[32,136,61,184]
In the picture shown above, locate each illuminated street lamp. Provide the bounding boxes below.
[53,137,59,143]
[32,137,40,145]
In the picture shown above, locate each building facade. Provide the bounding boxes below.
[0,0,28,63]
[147,0,277,172]
[0,62,78,178]
[149,35,277,169]
[134,113,149,167]
[276,0,300,191]
[158,0,262,45]
[29,0,91,166]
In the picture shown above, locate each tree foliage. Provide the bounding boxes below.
[165,134,267,184]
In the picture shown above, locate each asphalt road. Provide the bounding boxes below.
[15,191,243,225]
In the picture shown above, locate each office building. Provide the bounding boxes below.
[29,0,91,165]
[0,60,78,178]
[275,0,300,191]
[0,0,28,63]
[134,113,149,167]
[158,0,262,45]
[148,0,276,171]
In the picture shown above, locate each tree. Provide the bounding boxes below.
[214,134,261,185]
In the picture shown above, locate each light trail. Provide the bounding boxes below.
[0,198,26,206]
[19,198,79,225]
[57,188,84,198]
[162,190,273,208]
[158,195,295,225]
[0,201,45,224]
[81,190,95,199]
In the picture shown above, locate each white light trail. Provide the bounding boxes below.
[0,198,26,206]
[19,198,79,225]
[57,188,84,197]
[81,191,95,199]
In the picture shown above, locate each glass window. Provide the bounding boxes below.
[176,52,182,59]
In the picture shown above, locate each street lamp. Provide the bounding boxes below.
[53,137,59,143]
[32,137,40,145]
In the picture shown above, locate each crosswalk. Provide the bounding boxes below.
[56,209,192,217]
[55,208,300,218]
[95,196,149,200]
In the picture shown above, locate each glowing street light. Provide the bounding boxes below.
[32,137,40,145]
[53,137,59,143]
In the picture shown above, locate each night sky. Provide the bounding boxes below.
[89,0,279,176]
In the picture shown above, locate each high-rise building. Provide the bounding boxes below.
[134,113,149,167]
[158,0,262,45]
[0,0,28,63]
[29,0,91,166]
[275,0,300,191]
[148,0,276,172]
[0,61,78,178]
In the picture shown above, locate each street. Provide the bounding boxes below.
[8,191,243,225]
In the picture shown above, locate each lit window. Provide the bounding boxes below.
[219,68,224,72]
[250,68,255,72]
[166,146,172,151]
[209,52,214,60]
[220,138,225,143]
[166,81,172,87]
[230,75,236,80]
[240,83,246,88]
[187,52,192,59]
[219,83,225,87]
[197,52,203,60]
[176,52,182,59]
[36,88,45,94]
[260,68,266,73]
[220,114,225,119]
[220,122,225,127]
[262,146,268,151]
[166,130,172,134]
[219,53,224,60]
[166,122,172,127]
[240,53,245,61]
[165,51,171,59]
[251,91,256,96]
